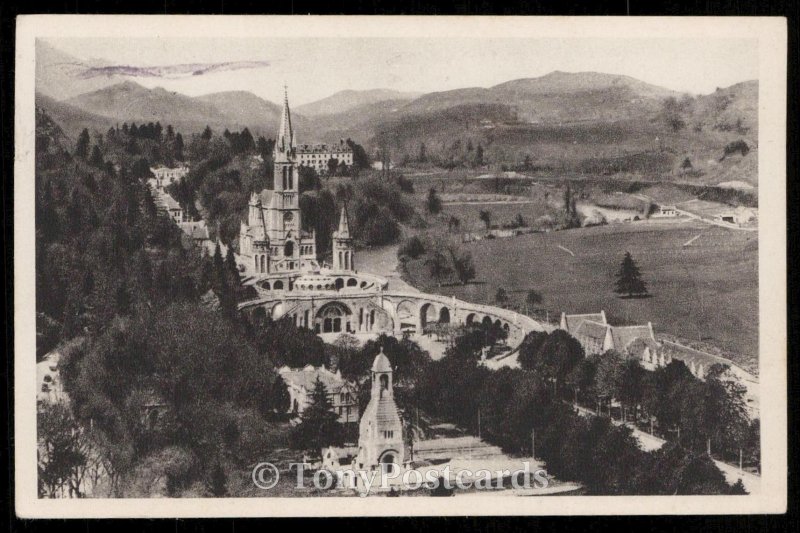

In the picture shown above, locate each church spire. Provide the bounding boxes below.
[336,204,351,239]
[276,85,294,156]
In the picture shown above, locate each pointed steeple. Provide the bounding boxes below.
[276,85,294,156]
[336,204,351,239]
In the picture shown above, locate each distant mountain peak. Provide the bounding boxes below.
[296,88,422,117]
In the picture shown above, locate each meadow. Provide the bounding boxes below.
[402,218,759,369]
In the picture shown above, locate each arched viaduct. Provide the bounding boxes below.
[238,290,553,355]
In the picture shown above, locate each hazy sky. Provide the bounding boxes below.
[50,37,759,106]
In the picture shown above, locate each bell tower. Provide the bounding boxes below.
[355,347,405,474]
[271,86,301,252]
[332,204,354,271]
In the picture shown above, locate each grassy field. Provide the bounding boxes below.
[403,219,759,368]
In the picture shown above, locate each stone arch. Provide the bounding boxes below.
[335,278,344,290]
[481,316,493,327]
[315,301,353,334]
[503,322,510,333]
[379,450,400,475]
[284,240,294,258]
[396,300,417,330]
[439,307,451,324]
[420,303,435,329]
[465,313,476,325]
[494,319,502,328]
[347,278,358,287]
[261,280,271,291]
[273,280,284,290]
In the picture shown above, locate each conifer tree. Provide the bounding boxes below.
[614,251,648,298]
[289,378,344,452]
[75,129,90,159]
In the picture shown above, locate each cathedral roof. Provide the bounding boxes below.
[371,347,392,373]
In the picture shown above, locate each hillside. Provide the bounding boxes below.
[307,72,758,186]
[35,92,115,140]
[193,90,308,137]
[295,88,421,116]
[65,81,234,134]
[400,71,680,122]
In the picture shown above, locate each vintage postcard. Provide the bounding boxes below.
[14,15,787,517]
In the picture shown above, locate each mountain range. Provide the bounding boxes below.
[35,41,759,186]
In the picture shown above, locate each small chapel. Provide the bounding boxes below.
[354,347,405,474]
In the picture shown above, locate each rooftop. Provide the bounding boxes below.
[279,365,349,394]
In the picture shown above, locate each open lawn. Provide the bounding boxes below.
[403,219,758,368]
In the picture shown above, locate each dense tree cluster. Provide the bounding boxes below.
[412,327,756,494]
[35,112,321,497]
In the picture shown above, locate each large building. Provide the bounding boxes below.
[297,140,354,174]
[278,365,359,423]
[149,164,189,188]
[239,88,350,276]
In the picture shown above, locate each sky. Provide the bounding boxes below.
[49,36,759,106]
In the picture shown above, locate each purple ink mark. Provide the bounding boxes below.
[78,60,271,80]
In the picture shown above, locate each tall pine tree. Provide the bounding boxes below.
[289,378,344,452]
[614,251,648,298]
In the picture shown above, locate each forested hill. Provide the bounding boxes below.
[35,107,328,497]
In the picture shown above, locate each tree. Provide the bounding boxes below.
[479,210,492,231]
[520,330,584,395]
[398,236,426,260]
[448,247,476,285]
[327,157,339,176]
[75,129,91,159]
[525,289,543,312]
[289,378,344,452]
[618,358,647,422]
[594,350,625,414]
[346,138,371,171]
[474,143,484,166]
[662,96,686,132]
[614,251,648,298]
[201,126,213,140]
[447,216,461,233]
[424,251,452,287]
[523,154,532,170]
[426,187,442,215]
[495,287,508,306]
[270,377,291,417]
[38,402,89,498]
[89,145,104,167]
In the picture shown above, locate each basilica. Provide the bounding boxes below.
[238,89,354,284]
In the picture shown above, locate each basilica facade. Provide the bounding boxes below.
[239,89,354,284]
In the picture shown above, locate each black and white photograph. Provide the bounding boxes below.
[13,15,787,517]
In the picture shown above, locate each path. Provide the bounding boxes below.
[443,200,537,206]
[356,245,420,293]
[573,404,760,493]
[556,245,575,257]
[682,232,705,247]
